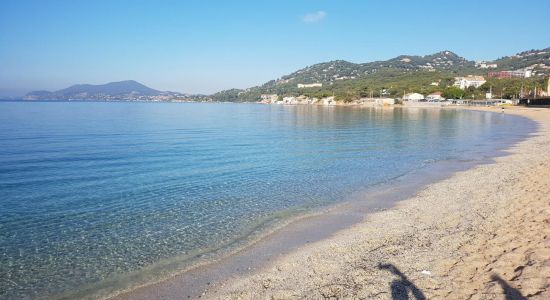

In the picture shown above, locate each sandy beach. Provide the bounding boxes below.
[115,106,549,300]
[4,3,549,299]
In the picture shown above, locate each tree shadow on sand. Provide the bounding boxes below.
[378,263,426,300]
[491,274,527,300]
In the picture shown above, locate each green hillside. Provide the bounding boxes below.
[210,48,550,102]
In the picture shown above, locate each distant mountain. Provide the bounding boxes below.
[24,80,181,101]
[211,48,549,102]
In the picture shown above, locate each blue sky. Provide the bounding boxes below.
[1,0,549,96]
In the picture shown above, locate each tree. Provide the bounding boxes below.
[442,86,465,99]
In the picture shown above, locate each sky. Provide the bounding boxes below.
[1,0,549,97]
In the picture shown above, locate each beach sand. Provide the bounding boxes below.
[116,106,549,299]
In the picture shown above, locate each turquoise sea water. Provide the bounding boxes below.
[0,102,535,299]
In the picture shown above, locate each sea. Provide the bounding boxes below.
[0,101,536,299]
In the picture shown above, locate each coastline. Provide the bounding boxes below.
[110,106,549,299]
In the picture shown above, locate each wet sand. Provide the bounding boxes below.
[114,106,549,299]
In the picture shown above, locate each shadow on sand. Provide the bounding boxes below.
[376,264,528,299]
[378,263,426,300]
[491,274,527,300]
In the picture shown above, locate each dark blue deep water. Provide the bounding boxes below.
[0,102,535,298]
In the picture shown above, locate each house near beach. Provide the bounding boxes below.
[453,76,486,90]
[403,93,424,101]
[426,92,444,101]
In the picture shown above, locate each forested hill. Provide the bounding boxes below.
[211,48,550,102]
[277,51,472,84]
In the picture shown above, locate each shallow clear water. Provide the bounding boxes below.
[0,102,535,299]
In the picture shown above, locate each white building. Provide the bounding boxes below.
[403,93,424,101]
[426,92,444,101]
[517,69,532,78]
[475,61,498,69]
[297,83,323,88]
[488,69,532,79]
[453,76,486,90]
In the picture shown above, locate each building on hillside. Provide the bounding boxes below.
[475,61,498,69]
[403,93,424,101]
[488,70,532,79]
[297,83,323,88]
[426,92,444,101]
[453,76,486,89]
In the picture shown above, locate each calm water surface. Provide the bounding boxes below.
[0,102,535,298]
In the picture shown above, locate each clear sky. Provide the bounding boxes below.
[1,0,549,97]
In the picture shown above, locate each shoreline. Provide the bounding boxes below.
[110,106,548,299]
[110,157,494,300]
[212,106,549,299]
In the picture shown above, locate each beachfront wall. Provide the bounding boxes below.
[467,99,517,106]
[519,97,550,106]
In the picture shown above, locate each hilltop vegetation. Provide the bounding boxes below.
[211,48,550,102]
[493,49,550,71]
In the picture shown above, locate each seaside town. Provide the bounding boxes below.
[259,66,550,107]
